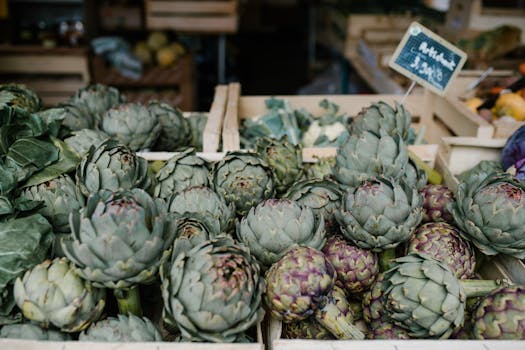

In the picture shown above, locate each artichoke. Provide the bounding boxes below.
[13,258,105,332]
[0,323,71,341]
[366,322,410,339]
[64,129,110,158]
[333,130,408,188]
[502,124,525,171]
[322,235,379,294]
[265,246,364,339]
[148,101,191,151]
[101,103,161,151]
[45,103,93,131]
[383,253,504,338]
[420,184,455,224]
[62,188,175,290]
[284,178,342,233]
[210,152,275,216]
[255,136,303,194]
[154,149,209,200]
[0,83,41,113]
[19,175,85,233]
[237,198,326,268]
[186,112,208,150]
[407,222,476,279]
[472,285,525,339]
[160,236,265,342]
[282,318,334,340]
[305,157,335,180]
[350,101,412,141]
[79,314,162,342]
[362,273,387,325]
[402,157,428,191]
[76,139,151,196]
[69,84,125,127]
[336,177,423,252]
[451,172,525,258]
[168,186,235,235]
[457,160,503,183]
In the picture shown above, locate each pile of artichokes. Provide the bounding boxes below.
[0,83,524,344]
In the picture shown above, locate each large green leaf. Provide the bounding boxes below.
[22,137,81,187]
[0,162,16,195]
[7,138,59,169]
[0,214,53,289]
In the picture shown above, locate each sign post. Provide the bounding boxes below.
[389,22,467,96]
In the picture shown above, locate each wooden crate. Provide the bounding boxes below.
[428,70,523,140]
[145,0,238,33]
[221,83,453,161]
[91,54,195,111]
[0,45,89,106]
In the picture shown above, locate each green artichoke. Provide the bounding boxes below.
[101,103,161,151]
[0,214,54,312]
[451,172,525,258]
[350,101,412,141]
[160,236,265,342]
[19,175,84,233]
[61,188,175,290]
[0,323,71,341]
[402,157,428,191]
[69,84,125,127]
[64,129,110,158]
[284,178,342,233]
[237,198,326,268]
[336,177,423,252]
[457,160,503,183]
[186,112,208,150]
[154,149,209,200]
[383,253,504,338]
[420,184,455,224]
[407,222,476,279]
[13,258,105,332]
[255,136,303,194]
[79,314,163,342]
[322,235,379,294]
[333,130,408,188]
[282,318,334,340]
[265,246,364,339]
[168,186,235,235]
[0,84,41,113]
[170,215,225,258]
[305,157,335,180]
[76,139,151,196]
[148,101,191,151]
[210,151,275,216]
[472,285,525,339]
[46,103,93,131]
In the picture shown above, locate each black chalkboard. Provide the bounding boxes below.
[389,22,467,95]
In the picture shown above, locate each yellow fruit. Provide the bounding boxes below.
[170,42,186,58]
[492,93,525,121]
[147,31,168,51]
[156,46,177,67]
[133,41,153,65]
[464,97,483,112]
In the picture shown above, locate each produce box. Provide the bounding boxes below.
[429,70,523,140]
[220,83,449,155]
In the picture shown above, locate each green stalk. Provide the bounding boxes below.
[379,248,396,272]
[314,299,364,340]
[114,285,143,316]
[460,279,509,298]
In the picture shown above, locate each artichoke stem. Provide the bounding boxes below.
[114,286,143,316]
[314,302,365,340]
[460,279,510,298]
[379,249,396,272]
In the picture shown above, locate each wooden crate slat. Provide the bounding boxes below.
[221,82,240,152]
[203,84,228,153]
[146,15,237,33]
[0,55,89,82]
[149,1,236,15]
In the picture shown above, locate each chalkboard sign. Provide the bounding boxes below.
[389,22,467,95]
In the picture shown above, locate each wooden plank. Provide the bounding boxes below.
[0,44,87,55]
[0,55,89,82]
[202,85,228,152]
[146,15,237,33]
[149,1,236,15]
[346,14,417,39]
[221,82,241,152]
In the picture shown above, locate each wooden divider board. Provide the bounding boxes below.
[202,85,228,153]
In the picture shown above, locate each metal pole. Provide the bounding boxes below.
[218,34,226,84]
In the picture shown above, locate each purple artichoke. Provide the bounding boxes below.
[362,273,387,325]
[406,222,476,279]
[420,184,455,223]
[366,321,410,339]
[502,124,525,170]
[322,235,379,294]
[282,318,334,340]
